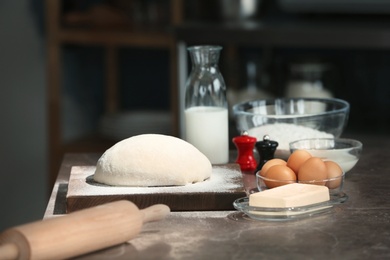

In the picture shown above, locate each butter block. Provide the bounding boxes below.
[249,183,330,208]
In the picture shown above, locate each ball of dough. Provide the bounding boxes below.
[94,134,212,186]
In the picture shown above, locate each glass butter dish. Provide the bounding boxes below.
[233,193,348,221]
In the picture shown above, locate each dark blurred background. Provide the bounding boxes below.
[1,0,390,230]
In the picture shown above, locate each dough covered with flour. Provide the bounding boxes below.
[94,134,212,186]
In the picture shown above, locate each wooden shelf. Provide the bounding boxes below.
[175,18,390,49]
[58,28,174,48]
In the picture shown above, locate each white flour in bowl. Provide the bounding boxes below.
[248,123,334,158]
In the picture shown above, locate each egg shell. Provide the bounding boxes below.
[298,157,328,186]
[263,165,297,189]
[259,158,287,177]
[325,160,343,189]
[287,150,312,176]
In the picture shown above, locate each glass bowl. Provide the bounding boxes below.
[289,138,362,173]
[232,98,350,158]
[256,171,345,196]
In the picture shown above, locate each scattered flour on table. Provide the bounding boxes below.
[75,165,243,195]
[169,211,232,219]
[248,123,334,154]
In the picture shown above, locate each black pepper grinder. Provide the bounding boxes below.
[255,135,279,173]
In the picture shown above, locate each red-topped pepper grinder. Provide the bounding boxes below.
[255,135,279,173]
[232,131,257,172]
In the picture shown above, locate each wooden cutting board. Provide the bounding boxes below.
[66,164,246,212]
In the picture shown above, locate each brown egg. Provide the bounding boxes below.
[263,165,297,189]
[259,158,287,177]
[298,157,328,186]
[287,150,312,176]
[325,161,343,189]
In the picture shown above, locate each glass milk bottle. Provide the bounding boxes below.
[184,45,229,164]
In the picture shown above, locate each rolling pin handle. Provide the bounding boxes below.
[0,243,19,260]
[141,204,170,223]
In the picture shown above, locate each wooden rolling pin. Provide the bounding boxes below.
[0,200,170,260]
